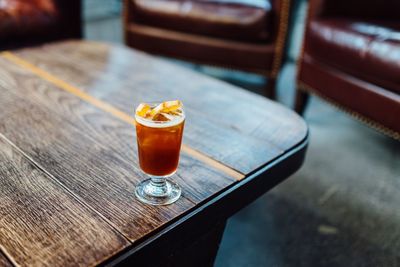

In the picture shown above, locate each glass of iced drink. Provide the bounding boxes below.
[134,100,185,205]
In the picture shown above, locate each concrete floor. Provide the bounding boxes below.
[84,11,400,267]
[212,64,400,267]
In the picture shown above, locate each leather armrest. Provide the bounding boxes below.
[54,0,82,39]
[0,0,81,50]
[0,0,59,39]
[307,0,400,20]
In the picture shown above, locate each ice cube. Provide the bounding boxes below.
[152,113,170,122]
[149,100,182,118]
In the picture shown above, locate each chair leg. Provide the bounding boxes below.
[294,89,310,115]
[264,78,276,100]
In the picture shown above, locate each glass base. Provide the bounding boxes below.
[135,178,181,205]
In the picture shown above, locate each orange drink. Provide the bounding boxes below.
[135,108,185,176]
[134,100,185,205]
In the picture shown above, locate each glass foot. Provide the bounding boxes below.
[135,178,181,205]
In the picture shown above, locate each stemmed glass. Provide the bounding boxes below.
[134,102,185,205]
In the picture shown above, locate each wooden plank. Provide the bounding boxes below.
[0,51,243,180]
[1,46,278,174]
[0,56,234,201]
[0,251,13,267]
[8,41,307,173]
[46,41,307,147]
[0,60,234,242]
[0,136,129,267]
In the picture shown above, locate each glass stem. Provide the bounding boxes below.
[148,175,169,197]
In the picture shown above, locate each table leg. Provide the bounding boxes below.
[165,220,226,267]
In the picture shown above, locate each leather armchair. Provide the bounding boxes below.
[0,0,81,50]
[295,0,400,139]
[123,0,292,98]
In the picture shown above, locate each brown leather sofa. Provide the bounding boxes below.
[295,0,400,140]
[0,0,81,50]
[123,0,292,98]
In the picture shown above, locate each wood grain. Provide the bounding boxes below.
[0,51,243,180]
[0,252,12,267]
[0,58,234,243]
[11,41,308,173]
[0,135,129,267]
[2,46,275,174]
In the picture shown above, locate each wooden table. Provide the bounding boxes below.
[0,41,308,267]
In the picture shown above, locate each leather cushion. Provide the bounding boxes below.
[126,23,275,73]
[305,19,400,94]
[0,0,58,39]
[132,0,273,43]
[299,55,400,135]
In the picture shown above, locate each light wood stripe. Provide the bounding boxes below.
[0,245,17,267]
[180,145,244,180]
[1,52,135,125]
[1,51,245,180]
